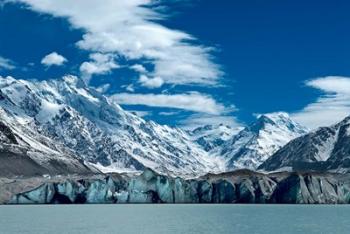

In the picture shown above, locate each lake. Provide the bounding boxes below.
[0,204,349,234]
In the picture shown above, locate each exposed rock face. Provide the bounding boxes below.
[5,169,350,204]
[0,101,97,176]
[259,116,350,173]
[0,137,95,177]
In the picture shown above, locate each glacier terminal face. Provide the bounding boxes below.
[4,169,350,205]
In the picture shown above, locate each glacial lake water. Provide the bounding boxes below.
[0,204,349,234]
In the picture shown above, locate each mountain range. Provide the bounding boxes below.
[1,75,349,178]
[0,76,221,177]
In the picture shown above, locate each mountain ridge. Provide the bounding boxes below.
[0,76,224,178]
[5,75,342,179]
[258,115,350,172]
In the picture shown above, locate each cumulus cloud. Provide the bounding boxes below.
[11,0,222,85]
[80,53,119,81]
[0,56,15,70]
[41,52,67,66]
[110,92,227,115]
[291,76,350,129]
[139,75,164,88]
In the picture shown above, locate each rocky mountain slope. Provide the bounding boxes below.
[0,76,223,178]
[259,115,350,173]
[216,112,308,170]
[0,105,96,177]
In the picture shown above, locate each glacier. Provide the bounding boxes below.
[5,169,350,204]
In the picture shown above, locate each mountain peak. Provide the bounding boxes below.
[259,113,350,172]
[257,112,290,124]
[250,112,307,135]
[218,112,308,170]
[62,75,86,89]
[263,111,290,118]
[338,115,350,126]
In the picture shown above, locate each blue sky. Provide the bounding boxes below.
[1,0,350,129]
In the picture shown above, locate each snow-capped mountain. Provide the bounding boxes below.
[188,124,241,152]
[0,104,95,177]
[258,115,350,173]
[1,75,323,178]
[0,76,223,177]
[216,112,308,170]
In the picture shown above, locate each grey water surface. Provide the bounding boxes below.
[0,204,349,234]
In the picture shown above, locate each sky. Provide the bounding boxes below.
[0,0,350,129]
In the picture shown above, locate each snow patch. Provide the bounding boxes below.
[314,129,339,161]
[36,100,63,123]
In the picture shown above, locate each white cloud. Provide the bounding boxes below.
[41,52,67,66]
[11,0,222,86]
[179,113,242,130]
[80,53,119,81]
[121,84,135,92]
[159,111,181,116]
[110,92,228,114]
[125,84,135,92]
[0,56,15,70]
[291,76,350,129]
[131,64,147,73]
[139,74,164,88]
